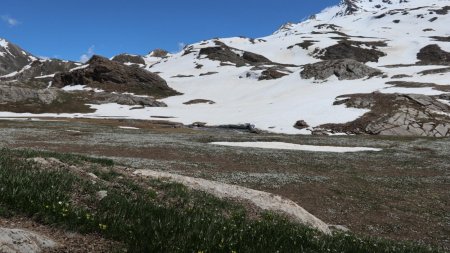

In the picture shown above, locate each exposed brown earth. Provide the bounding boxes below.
[0,118,448,250]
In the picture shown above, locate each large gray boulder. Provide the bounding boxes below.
[0,85,60,104]
[0,227,58,253]
[322,93,450,137]
[301,59,382,80]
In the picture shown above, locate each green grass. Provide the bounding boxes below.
[0,148,443,253]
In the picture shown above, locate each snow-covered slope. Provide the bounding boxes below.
[1,0,450,135]
[124,0,450,134]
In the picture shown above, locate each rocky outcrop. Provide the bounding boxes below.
[417,44,450,65]
[0,227,58,253]
[111,54,145,65]
[315,40,386,63]
[322,93,450,137]
[91,92,166,107]
[0,39,34,76]
[301,59,382,80]
[0,85,60,104]
[199,43,272,67]
[52,55,180,98]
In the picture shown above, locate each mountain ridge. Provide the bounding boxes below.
[1,0,450,136]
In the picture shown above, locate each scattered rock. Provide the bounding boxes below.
[391,74,412,79]
[199,72,218,76]
[418,67,450,75]
[294,120,309,130]
[183,99,215,105]
[417,44,450,65]
[301,59,382,80]
[52,55,180,98]
[0,227,58,253]
[171,74,195,78]
[258,68,288,81]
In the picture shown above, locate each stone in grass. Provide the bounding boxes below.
[0,228,58,253]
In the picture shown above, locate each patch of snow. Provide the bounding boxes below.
[69,64,89,72]
[118,126,140,130]
[210,142,382,153]
[62,85,87,91]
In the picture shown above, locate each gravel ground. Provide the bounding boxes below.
[0,118,449,250]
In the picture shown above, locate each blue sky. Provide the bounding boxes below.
[1,0,339,62]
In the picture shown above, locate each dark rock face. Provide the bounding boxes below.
[0,39,34,76]
[321,93,450,137]
[258,68,288,81]
[111,54,145,65]
[199,44,272,67]
[417,44,450,65]
[301,59,382,80]
[52,55,180,98]
[315,41,386,63]
[1,59,78,82]
[340,0,360,15]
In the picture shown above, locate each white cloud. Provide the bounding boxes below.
[178,42,186,51]
[79,45,95,63]
[1,15,20,27]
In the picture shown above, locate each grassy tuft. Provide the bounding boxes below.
[0,148,443,253]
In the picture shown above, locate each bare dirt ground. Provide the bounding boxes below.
[0,118,448,250]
